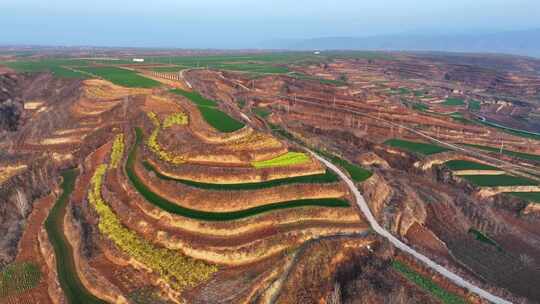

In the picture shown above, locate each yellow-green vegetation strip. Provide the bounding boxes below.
[89,164,217,292]
[146,112,185,164]
[251,152,310,169]
[163,113,188,129]
[392,260,466,304]
[0,262,42,298]
[109,133,125,169]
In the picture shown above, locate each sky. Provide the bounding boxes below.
[1,0,539,48]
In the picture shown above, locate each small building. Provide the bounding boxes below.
[132,58,145,63]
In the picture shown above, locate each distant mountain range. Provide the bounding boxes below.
[261,29,540,58]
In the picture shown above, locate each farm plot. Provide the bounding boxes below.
[128,128,349,221]
[392,261,466,304]
[44,169,107,304]
[461,174,538,187]
[251,152,311,169]
[441,98,465,106]
[78,66,161,88]
[444,160,499,171]
[463,143,540,163]
[507,192,540,203]
[1,59,91,79]
[143,160,339,190]
[385,139,449,155]
[171,89,244,133]
[0,262,41,298]
[268,123,372,182]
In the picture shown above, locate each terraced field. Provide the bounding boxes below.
[462,174,537,187]
[128,128,350,220]
[508,192,540,203]
[78,66,161,88]
[44,169,107,304]
[464,143,540,163]
[142,160,340,190]
[441,98,465,106]
[444,160,499,171]
[251,152,310,169]
[171,89,245,132]
[5,50,531,304]
[385,139,449,155]
[392,260,466,304]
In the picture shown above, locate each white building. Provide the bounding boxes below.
[132,58,145,63]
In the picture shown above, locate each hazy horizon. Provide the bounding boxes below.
[1,0,539,49]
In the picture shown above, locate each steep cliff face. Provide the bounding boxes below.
[0,73,24,133]
[0,157,57,266]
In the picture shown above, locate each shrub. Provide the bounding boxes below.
[110,134,125,169]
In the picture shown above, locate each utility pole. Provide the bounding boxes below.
[500,138,504,155]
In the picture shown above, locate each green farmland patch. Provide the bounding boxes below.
[441,98,465,106]
[170,89,244,132]
[444,160,499,171]
[463,144,540,163]
[78,66,161,88]
[44,169,107,304]
[128,128,349,221]
[476,118,540,141]
[199,106,245,133]
[461,174,538,187]
[171,89,217,107]
[468,100,481,111]
[385,139,449,155]
[392,260,466,304]
[2,59,90,79]
[252,152,310,169]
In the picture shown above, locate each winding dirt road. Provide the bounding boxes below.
[312,152,513,304]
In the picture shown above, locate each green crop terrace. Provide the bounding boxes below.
[128,128,350,221]
[170,89,245,133]
[444,160,499,171]
[385,139,449,155]
[44,169,107,304]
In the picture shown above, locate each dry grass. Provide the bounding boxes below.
[0,165,27,184]
[83,79,151,100]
